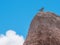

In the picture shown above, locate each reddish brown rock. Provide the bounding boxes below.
[23,11,60,45]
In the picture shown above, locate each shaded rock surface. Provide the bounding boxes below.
[23,12,60,45]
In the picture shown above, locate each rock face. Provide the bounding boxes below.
[23,11,60,45]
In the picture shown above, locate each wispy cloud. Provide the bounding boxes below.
[0,30,24,45]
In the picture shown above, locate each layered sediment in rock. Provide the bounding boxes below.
[23,12,60,45]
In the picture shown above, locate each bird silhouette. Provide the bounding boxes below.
[39,7,44,12]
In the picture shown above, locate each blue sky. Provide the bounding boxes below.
[0,0,60,39]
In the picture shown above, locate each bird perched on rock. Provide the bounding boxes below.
[39,7,44,12]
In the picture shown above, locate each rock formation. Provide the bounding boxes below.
[23,11,60,45]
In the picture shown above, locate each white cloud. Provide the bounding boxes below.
[0,30,24,45]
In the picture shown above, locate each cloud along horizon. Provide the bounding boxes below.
[0,30,24,45]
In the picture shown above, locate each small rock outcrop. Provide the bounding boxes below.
[23,11,60,45]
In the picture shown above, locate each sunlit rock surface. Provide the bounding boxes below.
[23,11,60,45]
